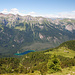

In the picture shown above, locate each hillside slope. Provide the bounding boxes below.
[57,40,75,51]
[0,40,75,74]
[45,40,75,58]
[0,14,75,57]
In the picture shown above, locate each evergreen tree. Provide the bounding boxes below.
[47,53,61,73]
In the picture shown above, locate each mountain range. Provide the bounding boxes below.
[0,13,75,57]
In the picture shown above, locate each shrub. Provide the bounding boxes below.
[47,53,61,73]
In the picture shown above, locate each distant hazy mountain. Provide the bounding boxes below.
[0,13,75,57]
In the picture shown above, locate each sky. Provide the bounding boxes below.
[0,0,75,18]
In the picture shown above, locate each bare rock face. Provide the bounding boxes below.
[65,25,73,31]
[0,13,75,55]
[0,13,75,32]
[65,24,75,32]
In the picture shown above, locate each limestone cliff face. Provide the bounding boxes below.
[0,13,75,56]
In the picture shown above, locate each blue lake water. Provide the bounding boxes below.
[15,50,35,55]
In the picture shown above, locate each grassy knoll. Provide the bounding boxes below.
[45,47,75,58]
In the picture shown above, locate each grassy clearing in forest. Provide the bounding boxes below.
[45,47,75,58]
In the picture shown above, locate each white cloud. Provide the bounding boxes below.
[1,8,75,18]
[72,11,75,12]
[29,11,36,15]
[28,11,38,16]
[57,12,75,19]
[9,8,19,14]
[43,12,75,19]
[1,8,25,16]
[1,8,39,16]
[1,9,9,14]
[43,14,59,18]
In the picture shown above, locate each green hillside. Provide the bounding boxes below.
[45,40,75,58]
[57,40,75,51]
[0,40,75,74]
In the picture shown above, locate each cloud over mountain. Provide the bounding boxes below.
[1,8,25,16]
[1,8,75,19]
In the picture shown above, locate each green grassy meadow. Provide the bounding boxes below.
[45,47,75,58]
